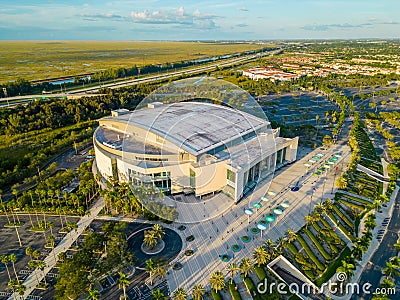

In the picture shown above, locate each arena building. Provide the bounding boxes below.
[93,101,298,203]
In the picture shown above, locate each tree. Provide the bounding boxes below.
[253,246,268,266]
[152,288,165,300]
[26,246,34,261]
[336,260,355,279]
[173,288,188,300]
[304,215,314,229]
[239,258,254,278]
[117,272,130,300]
[226,262,239,284]
[209,271,226,293]
[143,231,158,249]
[36,260,47,286]
[8,253,19,284]
[382,261,399,279]
[285,229,297,244]
[87,288,101,300]
[152,224,165,240]
[192,284,205,300]
[145,259,156,285]
[28,261,40,286]
[8,279,18,298]
[323,135,333,146]
[1,254,12,282]
[16,283,26,299]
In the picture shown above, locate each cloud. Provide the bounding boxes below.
[79,13,126,21]
[129,7,220,28]
[237,7,248,11]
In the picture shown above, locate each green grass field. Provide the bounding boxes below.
[0,41,268,83]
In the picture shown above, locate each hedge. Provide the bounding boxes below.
[229,282,242,300]
[244,277,260,300]
[303,228,331,261]
[338,199,365,211]
[332,204,355,228]
[254,266,267,281]
[211,290,223,300]
[296,235,324,271]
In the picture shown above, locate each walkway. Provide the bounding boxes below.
[9,197,105,300]
[166,141,352,293]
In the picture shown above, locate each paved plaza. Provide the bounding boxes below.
[166,141,352,292]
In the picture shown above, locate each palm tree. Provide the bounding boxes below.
[239,258,254,278]
[371,293,390,300]
[380,278,395,289]
[285,229,297,244]
[382,261,399,279]
[87,288,101,300]
[0,189,11,225]
[364,217,376,230]
[370,200,382,211]
[253,246,268,266]
[352,243,366,261]
[143,231,158,249]
[145,259,156,285]
[36,260,47,286]
[8,279,18,298]
[117,272,130,300]
[226,262,239,284]
[28,261,40,286]
[16,283,26,299]
[1,254,12,282]
[394,239,400,251]
[152,224,165,240]
[151,288,165,300]
[26,246,34,261]
[304,215,314,229]
[192,284,206,300]
[336,260,355,279]
[324,199,333,211]
[154,264,166,283]
[32,249,41,261]
[8,254,19,284]
[173,288,188,300]
[209,271,226,293]
[277,237,286,253]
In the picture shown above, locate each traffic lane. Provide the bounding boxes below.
[352,191,399,300]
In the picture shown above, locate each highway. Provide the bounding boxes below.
[0,49,281,108]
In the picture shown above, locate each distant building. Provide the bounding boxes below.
[242,67,300,82]
[94,102,298,202]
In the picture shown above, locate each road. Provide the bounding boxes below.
[352,188,400,300]
[0,49,281,108]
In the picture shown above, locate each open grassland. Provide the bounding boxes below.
[0,41,268,83]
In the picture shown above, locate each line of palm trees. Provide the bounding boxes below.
[1,253,26,299]
[168,240,281,300]
[145,258,167,286]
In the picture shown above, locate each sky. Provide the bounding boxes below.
[0,0,399,40]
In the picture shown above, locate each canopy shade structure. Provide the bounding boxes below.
[309,159,316,163]
[281,200,290,208]
[257,221,267,230]
[273,207,283,215]
[245,208,254,215]
[304,163,311,167]
[324,164,331,168]
[261,196,270,202]
[266,214,275,222]
[327,161,335,165]
[253,202,262,209]
[268,191,277,197]
[317,153,324,157]
[334,154,342,157]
